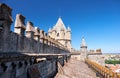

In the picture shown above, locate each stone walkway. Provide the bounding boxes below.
[55,58,98,78]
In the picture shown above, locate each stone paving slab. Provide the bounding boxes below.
[55,58,98,78]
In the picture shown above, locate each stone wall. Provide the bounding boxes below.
[0,3,70,78]
[0,53,68,78]
[0,3,69,53]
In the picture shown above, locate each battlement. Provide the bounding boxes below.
[0,3,69,53]
[0,3,70,78]
[88,48,102,55]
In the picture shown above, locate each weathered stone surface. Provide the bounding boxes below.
[0,3,13,52]
[14,14,25,29]
[0,3,70,78]
[55,58,97,78]
[26,21,34,32]
[0,3,13,23]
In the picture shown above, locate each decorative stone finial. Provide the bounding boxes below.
[26,21,34,32]
[14,14,25,29]
[14,14,26,36]
[26,21,34,39]
[34,27,40,41]
[0,3,13,23]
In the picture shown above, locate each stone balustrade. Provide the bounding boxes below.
[85,59,120,78]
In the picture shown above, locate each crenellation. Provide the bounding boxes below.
[34,27,40,41]
[14,14,26,36]
[0,3,12,23]
[90,49,94,53]
[0,4,13,52]
[39,30,44,44]
[40,29,44,37]
[14,14,25,28]
[0,3,70,78]
[96,48,101,53]
[47,36,51,45]
[43,32,48,44]
[26,21,34,39]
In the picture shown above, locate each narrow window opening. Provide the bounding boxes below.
[57,33,59,37]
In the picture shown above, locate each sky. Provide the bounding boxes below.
[1,0,120,53]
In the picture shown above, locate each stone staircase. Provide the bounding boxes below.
[55,58,99,78]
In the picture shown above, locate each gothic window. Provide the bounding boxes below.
[57,33,59,37]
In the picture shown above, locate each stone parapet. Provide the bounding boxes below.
[0,52,69,78]
[0,3,70,78]
[0,3,70,54]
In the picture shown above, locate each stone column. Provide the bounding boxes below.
[0,3,13,52]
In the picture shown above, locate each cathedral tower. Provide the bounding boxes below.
[48,17,72,51]
[80,37,87,52]
[80,37,87,61]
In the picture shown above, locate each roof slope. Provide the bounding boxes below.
[81,37,87,47]
[53,17,66,31]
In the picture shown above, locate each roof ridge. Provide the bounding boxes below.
[53,17,66,31]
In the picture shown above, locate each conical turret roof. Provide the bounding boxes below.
[81,37,87,47]
[53,17,66,31]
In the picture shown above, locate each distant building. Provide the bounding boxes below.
[80,37,102,61]
[80,37,88,60]
[48,17,72,51]
[80,37,87,52]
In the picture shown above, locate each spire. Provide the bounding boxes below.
[53,17,66,31]
[81,37,87,47]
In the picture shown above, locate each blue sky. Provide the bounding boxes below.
[1,0,120,53]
